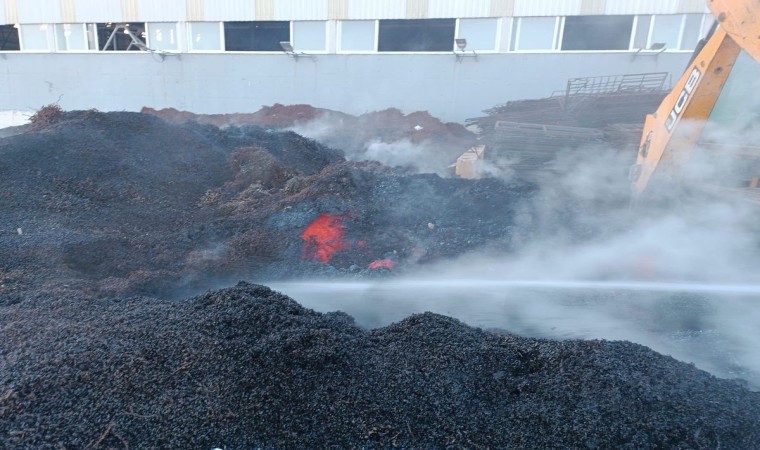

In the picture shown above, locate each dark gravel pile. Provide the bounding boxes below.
[0,110,534,299]
[2,282,759,449]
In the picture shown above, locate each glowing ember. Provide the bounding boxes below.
[368,259,395,270]
[301,214,348,263]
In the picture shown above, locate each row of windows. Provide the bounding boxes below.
[0,14,710,54]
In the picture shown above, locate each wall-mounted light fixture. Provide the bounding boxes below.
[633,42,667,58]
[280,41,313,59]
[454,38,477,61]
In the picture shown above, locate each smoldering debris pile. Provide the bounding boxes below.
[3,282,759,449]
[0,109,530,300]
[143,105,477,174]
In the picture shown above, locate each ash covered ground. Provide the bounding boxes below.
[2,108,760,448]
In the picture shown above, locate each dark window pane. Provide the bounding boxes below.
[224,21,290,51]
[561,15,634,50]
[0,25,20,51]
[378,19,456,52]
[96,23,146,51]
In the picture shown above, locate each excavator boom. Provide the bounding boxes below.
[630,0,760,197]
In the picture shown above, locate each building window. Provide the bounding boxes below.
[96,23,147,51]
[512,17,558,51]
[457,18,498,51]
[188,22,222,51]
[377,19,455,52]
[292,21,325,52]
[224,21,289,51]
[54,24,89,51]
[147,22,180,51]
[19,24,53,51]
[339,20,375,52]
[0,24,20,51]
[649,14,682,51]
[680,14,704,50]
[561,15,634,51]
[631,15,651,50]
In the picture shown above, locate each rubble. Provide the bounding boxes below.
[143,105,477,174]
[0,109,530,299]
[465,73,669,176]
[2,107,757,449]
[2,282,758,449]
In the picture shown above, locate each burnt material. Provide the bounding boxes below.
[2,283,758,449]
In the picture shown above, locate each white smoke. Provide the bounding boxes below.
[288,115,465,175]
[272,124,760,388]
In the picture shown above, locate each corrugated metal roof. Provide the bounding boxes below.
[677,0,710,14]
[0,0,10,24]
[60,0,76,22]
[17,0,61,23]
[513,0,582,17]
[428,0,491,18]
[137,0,185,22]
[275,0,329,20]
[347,0,406,20]
[605,0,679,15]
[74,0,122,23]
[1,0,716,24]
[203,0,256,21]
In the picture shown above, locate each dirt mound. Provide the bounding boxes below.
[143,105,477,174]
[2,282,758,449]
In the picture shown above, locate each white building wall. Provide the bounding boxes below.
[347,0,407,20]
[203,0,256,22]
[605,0,681,15]
[74,0,122,23]
[0,0,717,23]
[17,0,61,23]
[428,0,492,18]
[275,0,329,20]
[513,0,582,17]
[138,0,186,22]
[0,52,690,122]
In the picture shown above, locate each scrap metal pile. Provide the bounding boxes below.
[466,72,670,175]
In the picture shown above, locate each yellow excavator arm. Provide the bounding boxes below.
[630,0,760,197]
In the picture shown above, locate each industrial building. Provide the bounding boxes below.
[0,0,712,121]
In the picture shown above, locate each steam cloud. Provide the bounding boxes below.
[288,116,461,175]
[274,120,760,389]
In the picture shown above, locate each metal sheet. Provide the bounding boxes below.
[678,0,710,14]
[16,0,61,23]
[74,0,122,23]
[328,0,348,19]
[428,0,491,18]
[347,0,406,20]
[0,0,7,24]
[203,0,255,21]
[513,0,582,17]
[186,0,203,21]
[137,0,185,22]
[275,0,329,20]
[60,0,77,22]
[605,0,679,15]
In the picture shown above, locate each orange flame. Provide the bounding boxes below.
[301,214,348,263]
[368,259,395,270]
